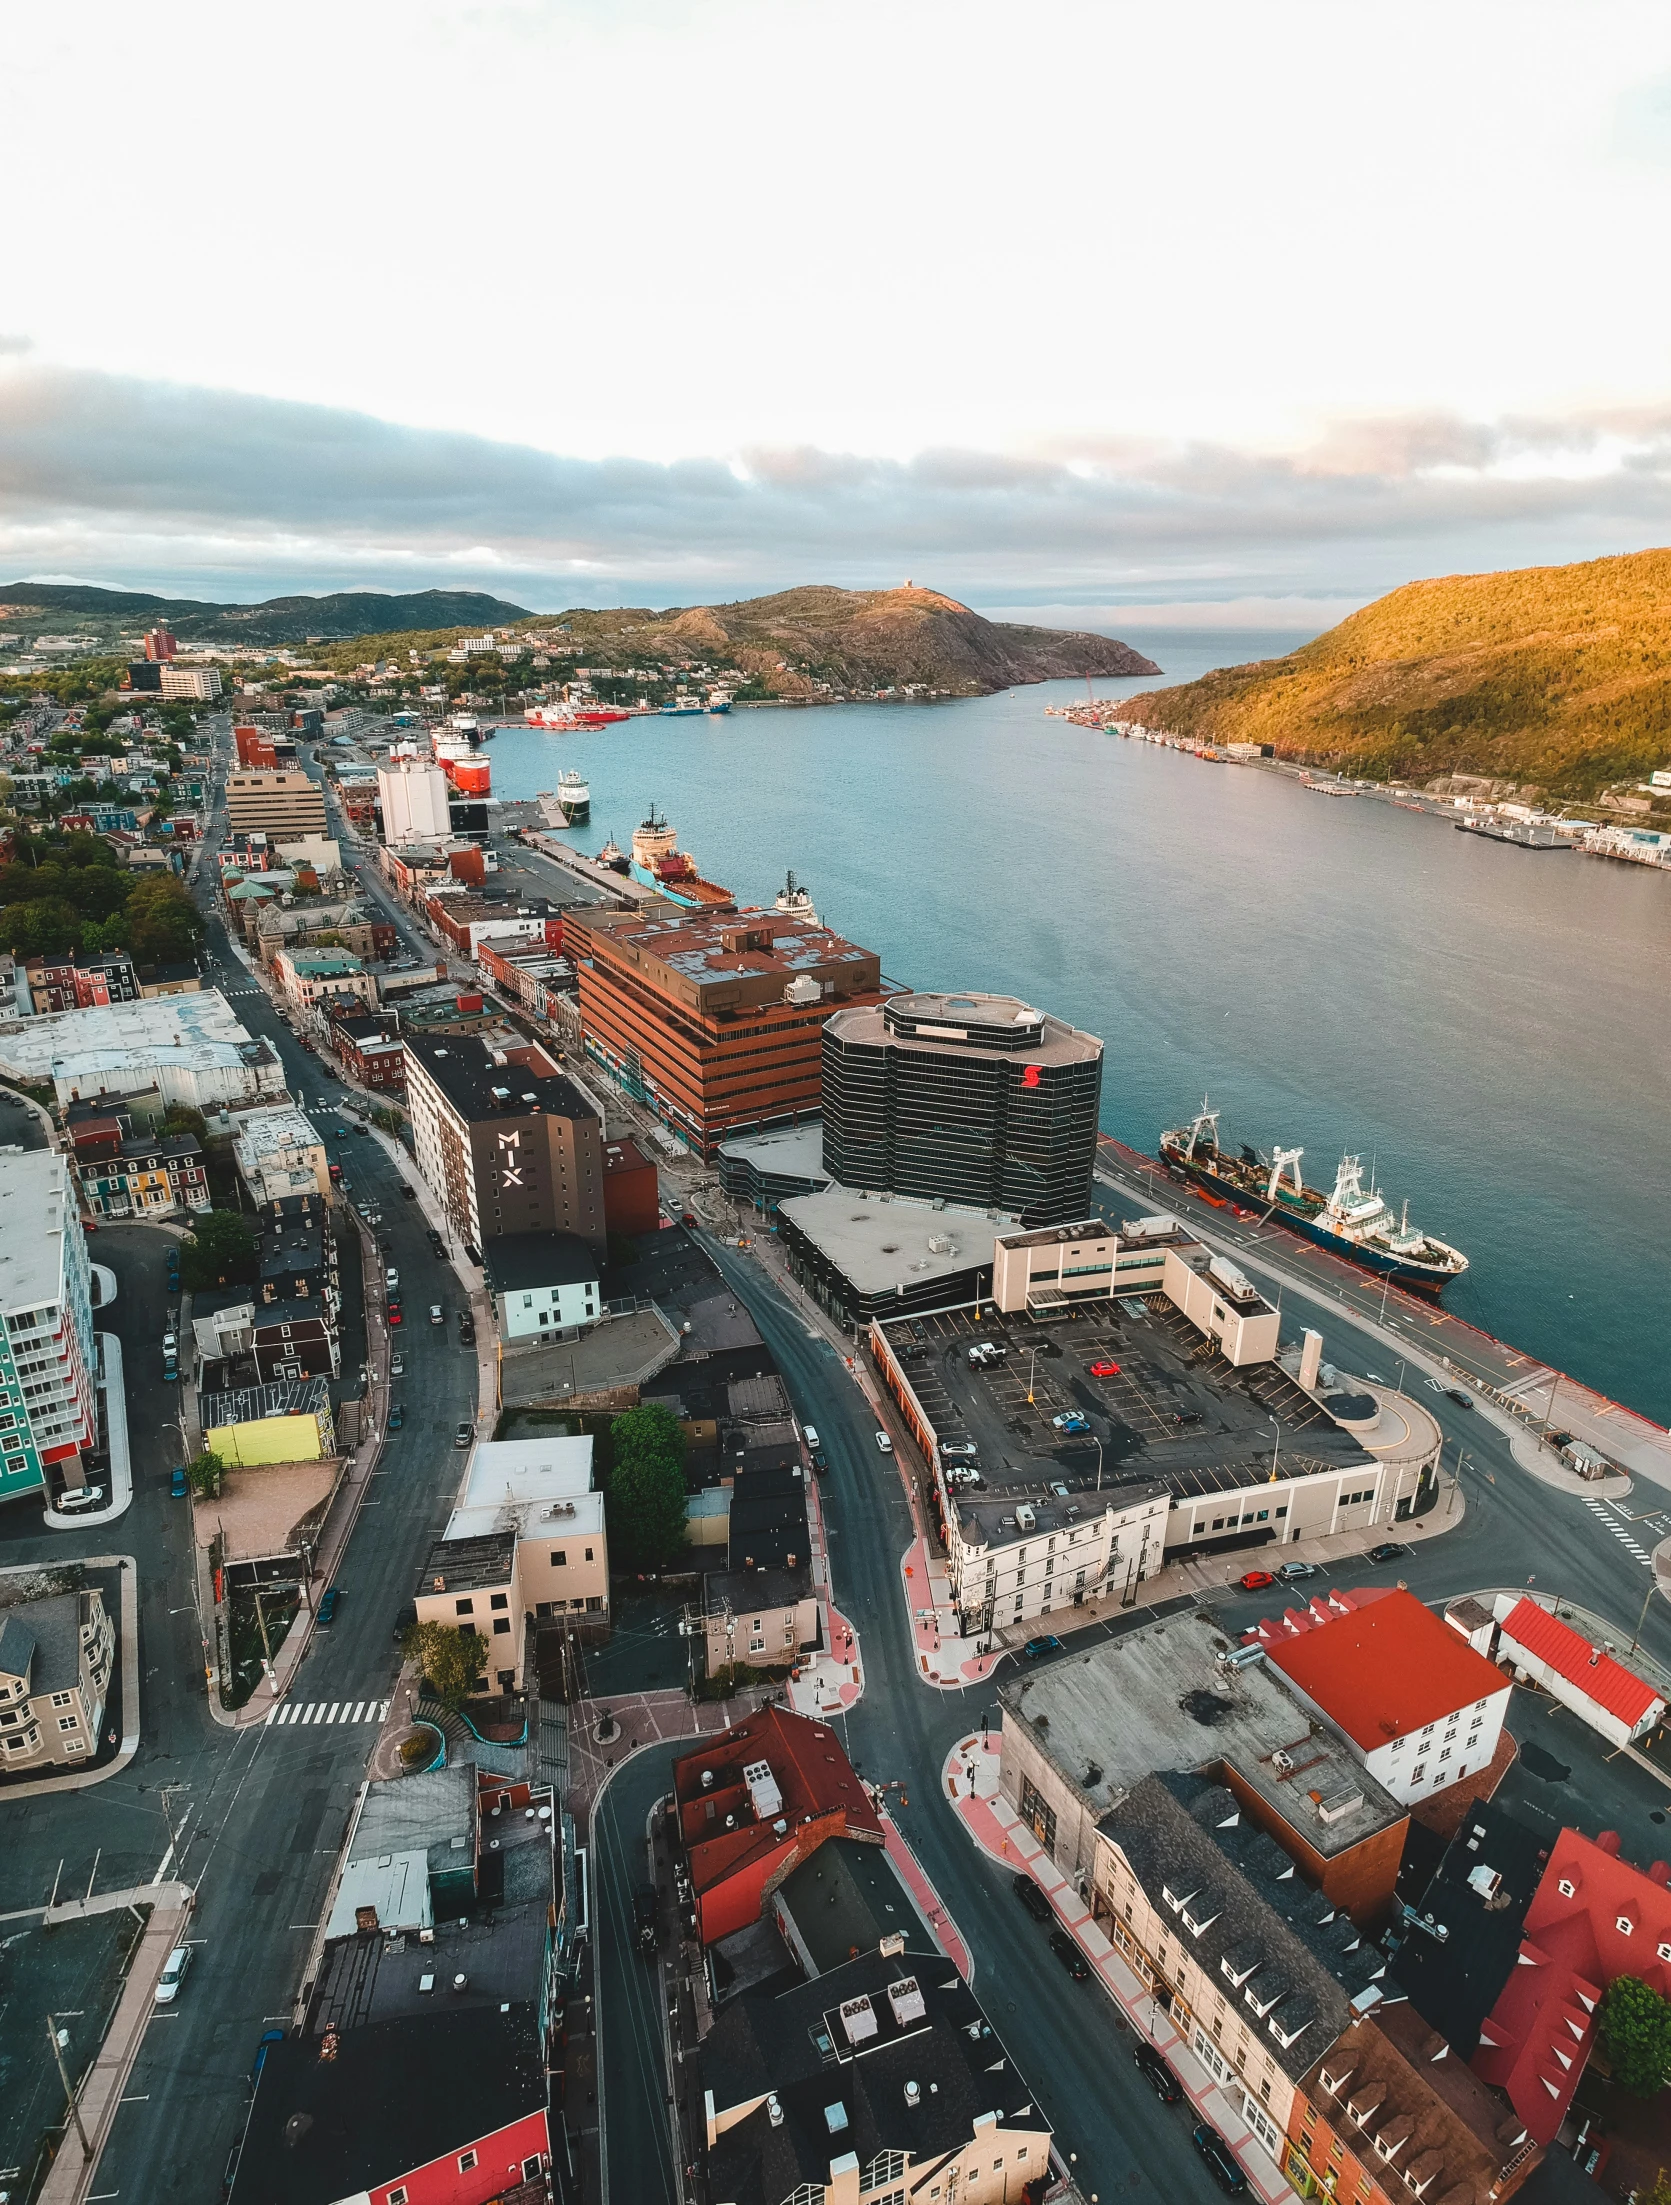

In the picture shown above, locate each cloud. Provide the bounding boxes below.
[3,355,1671,610]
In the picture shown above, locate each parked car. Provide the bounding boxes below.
[387,1302,403,1327]
[58,1484,106,1512]
[353,1123,369,1137]
[429,1304,444,1324]
[1368,1541,1410,1563]
[1051,1412,1090,1434]
[634,1883,660,1955]
[1277,1561,1319,1583]
[155,1945,194,2004]
[1023,1635,1063,1661]
[455,1422,473,1449]
[812,1455,829,1477]
[939,1440,979,1459]
[874,1430,893,1453]
[679,1211,698,1227]
[390,1355,404,1376]
[1133,2042,1183,2103]
[1192,2126,1248,2196]
[803,1426,820,1451]
[459,1319,476,1345]
[1238,1569,1277,1591]
[1013,1873,1051,1923]
[1089,1359,1122,1378]
[391,1600,416,1645]
[385,1267,399,1293]
[316,1587,340,1624]
[170,1465,187,1499]
[162,1355,179,1383]
[387,1405,404,1430]
[401,1183,416,1201]
[1049,1929,1090,1981]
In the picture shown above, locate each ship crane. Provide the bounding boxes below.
[1182,1097,1221,1161]
[1266,1146,1304,1202]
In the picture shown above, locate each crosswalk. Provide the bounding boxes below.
[265,1698,391,1726]
[1583,1497,1663,1567]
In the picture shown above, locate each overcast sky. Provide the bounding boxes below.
[6,1,1671,623]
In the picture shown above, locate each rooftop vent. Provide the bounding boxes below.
[767,2094,784,2129]
[824,2100,850,2135]
[887,1976,927,2026]
[839,1994,878,2045]
[904,2080,921,2107]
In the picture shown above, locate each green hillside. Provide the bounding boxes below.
[1112,548,1671,798]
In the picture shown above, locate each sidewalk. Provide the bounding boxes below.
[786,1461,865,1717]
[943,1732,1291,2205]
[35,1891,193,2205]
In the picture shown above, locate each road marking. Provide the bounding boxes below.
[267,1699,390,1726]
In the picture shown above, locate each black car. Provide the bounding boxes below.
[1048,1929,1090,1980]
[1133,2042,1182,2104]
[1192,2126,1248,2195]
[811,1454,829,1477]
[633,1883,660,1955]
[1446,1387,1475,1410]
[1367,1541,1410,1564]
[401,1183,416,1201]
[1012,1873,1051,1924]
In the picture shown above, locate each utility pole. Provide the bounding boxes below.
[1541,1371,1561,1436]
[46,2015,92,2161]
[252,1586,278,1694]
[1630,1574,1657,1657]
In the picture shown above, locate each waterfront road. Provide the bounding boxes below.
[0,741,483,2205]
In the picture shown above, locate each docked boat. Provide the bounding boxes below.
[707,690,733,714]
[651,849,736,910]
[631,804,679,872]
[773,869,818,925]
[660,692,705,716]
[525,700,631,730]
[596,834,630,875]
[545,769,589,824]
[1159,1099,1468,1295]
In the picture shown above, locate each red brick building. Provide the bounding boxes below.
[673,1705,884,1945]
[329,1012,407,1094]
[566,903,885,1157]
[602,1135,660,1237]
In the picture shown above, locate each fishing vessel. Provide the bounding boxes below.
[1159,1099,1468,1294]
[660,692,705,717]
[707,690,733,714]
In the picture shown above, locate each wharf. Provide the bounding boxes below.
[519,829,664,905]
[1094,1132,1671,1496]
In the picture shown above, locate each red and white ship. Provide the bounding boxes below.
[525,700,632,730]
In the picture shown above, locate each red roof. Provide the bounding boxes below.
[1497,1597,1663,1730]
[1264,1587,1507,1749]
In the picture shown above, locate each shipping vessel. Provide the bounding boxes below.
[660,692,706,716]
[596,835,631,875]
[525,700,632,730]
[773,869,818,924]
[1159,1099,1469,1294]
[707,690,733,714]
[650,849,736,910]
[630,805,679,871]
[535,770,591,827]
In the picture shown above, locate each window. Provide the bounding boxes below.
[551,1550,567,1567]
[388,2190,409,2205]
[51,1690,72,1707]
[1616,1915,1634,1936]
[58,1714,78,1732]
[585,1546,595,1562]
[458,2152,478,2174]
[490,1593,508,1610]
[454,1597,474,1615]
[493,1618,511,1635]
[1411,1764,1426,1783]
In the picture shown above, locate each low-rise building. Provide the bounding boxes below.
[1286,2006,1541,2205]
[1247,1587,1512,1810]
[1093,1771,1389,2162]
[251,1296,339,1382]
[74,1127,209,1219]
[0,990,284,1113]
[1491,1594,1666,1748]
[716,1120,831,1213]
[702,1945,1052,2205]
[673,1705,884,1945]
[23,947,139,1014]
[230,1102,331,1206]
[272,948,377,1022]
[482,1231,601,1340]
[198,1376,336,1466]
[327,1011,406,1093]
[0,1585,115,1771]
[999,1607,1410,1927]
[701,1462,819,1681]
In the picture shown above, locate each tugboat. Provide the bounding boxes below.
[596,834,631,875]
[1159,1099,1468,1295]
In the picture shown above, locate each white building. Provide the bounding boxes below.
[376,757,451,844]
[160,665,223,700]
[230,1102,332,1205]
[0,1153,98,1507]
[1254,1586,1511,1808]
[482,1232,601,1339]
[0,991,286,1112]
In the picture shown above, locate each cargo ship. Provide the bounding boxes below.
[535,770,590,826]
[707,690,733,715]
[650,849,736,910]
[525,696,631,730]
[1159,1099,1468,1294]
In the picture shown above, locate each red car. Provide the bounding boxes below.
[1238,1569,1276,1591]
[1089,1359,1121,1378]
[387,1303,403,1326]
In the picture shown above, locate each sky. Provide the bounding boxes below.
[6,0,1671,624]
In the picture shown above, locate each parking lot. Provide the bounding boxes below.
[881,1295,1352,1513]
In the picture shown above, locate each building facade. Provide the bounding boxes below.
[822,990,1103,1225]
[565,902,885,1156]
[483,1232,601,1340]
[376,755,451,843]
[224,769,327,839]
[0,1153,98,1505]
[404,1032,606,1254]
[0,1587,115,1771]
[74,1128,209,1219]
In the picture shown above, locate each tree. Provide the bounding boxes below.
[125,872,203,964]
[1,897,80,957]
[179,1209,258,1290]
[606,1403,688,1571]
[164,1103,209,1142]
[186,1449,225,1498]
[400,1620,486,1709]
[1599,1974,1671,2096]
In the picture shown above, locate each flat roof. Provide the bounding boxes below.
[834,992,1103,1068]
[403,1029,597,1126]
[716,1121,830,1180]
[418,1529,516,1593]
[231,1103,324,1157]
[778,1188,1011,1296]
[0,987,276,1083]
[1001,1608,1406,1859]
[571,902,879,984]
[458,1435,593,1509]
[482,1230,600,1295]
[0,1152,75,1314]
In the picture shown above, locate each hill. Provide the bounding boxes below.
[1107,549,1671,799]
[536,585,1158,697]
[0,584,531,644]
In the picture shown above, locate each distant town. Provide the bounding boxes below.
[0,648,1667,2205]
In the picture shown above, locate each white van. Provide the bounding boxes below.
[803,1426,820,1452]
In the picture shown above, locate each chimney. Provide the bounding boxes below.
[1299,1329,1324,1391]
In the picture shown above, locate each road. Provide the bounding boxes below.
[0,716,483,2204]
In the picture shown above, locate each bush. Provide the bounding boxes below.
[606,1404,688,1572]
[1599,1974,1671,2096]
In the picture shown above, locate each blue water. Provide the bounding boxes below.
[487,630,1671,1425]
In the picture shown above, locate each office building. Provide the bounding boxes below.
[160,664,221,701]
[821,989,1103,1225]
[143,624,177,660]
[376,754,451,843]
[404,1031,606,1254]
[565,902,884,1156]
[0,1152,99,1506]
[224,769,327,839]
[271,948,377,1022]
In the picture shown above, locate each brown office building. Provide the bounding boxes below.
[403,1030,606,1254]
[565,903,886,1156]
[224,770,328,840]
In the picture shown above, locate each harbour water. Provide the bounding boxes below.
[488,630,1671,1426]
